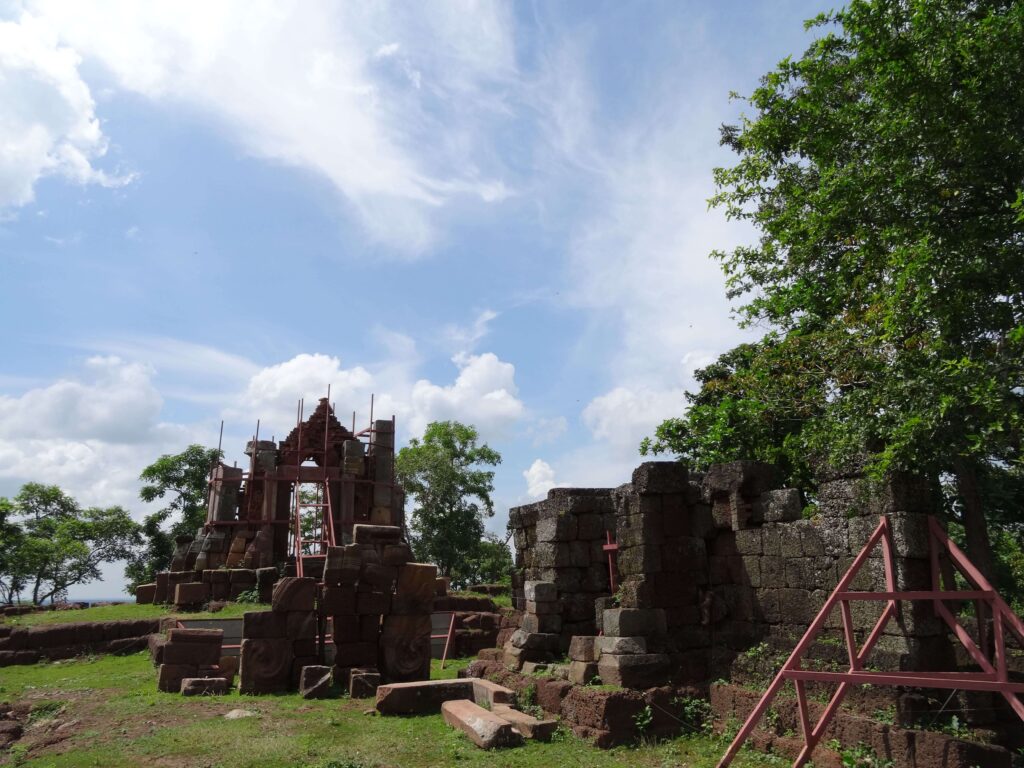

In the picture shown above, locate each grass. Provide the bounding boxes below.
[0,653,779,768]
[2,602,270,628]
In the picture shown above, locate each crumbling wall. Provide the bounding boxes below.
[506,460,953,686]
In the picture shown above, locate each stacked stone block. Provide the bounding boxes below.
[502,580,561,670]
[508,488,614,650]
[157,628,227,693]
[239,576,317,693]
[324,524,435,693]
[137,567,276,608]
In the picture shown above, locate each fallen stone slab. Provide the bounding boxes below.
[180,677,229,696]
[441,699,523,749]
[299,665,332,699]
[375,678,475,714]
[492,704,558,741]
[470,678,514,708]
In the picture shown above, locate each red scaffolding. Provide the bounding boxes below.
[718,514,1024,768]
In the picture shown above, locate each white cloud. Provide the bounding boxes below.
[523,458,560,499]
[21,0,517,254]
[442,308,499,353]
[0,12,131,208]
[0,357,199,511]
[0,356,163,444]
[408,352,524,438]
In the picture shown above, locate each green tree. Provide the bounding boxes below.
[395,421,501,585]
[464,534,515,587]
[0,483,140,605]
[651,0,1024,582]
[125,445,220,590]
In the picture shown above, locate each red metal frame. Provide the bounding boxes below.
[603,531,619,593]
[718,515,1024,768]
[434,611,457,670]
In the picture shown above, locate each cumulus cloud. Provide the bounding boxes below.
[523,458,560,499]
[0,357,197,510]
[408,353,524,438]
[0,12,131,209]
[0,356,163,444]
[20,0,517,253]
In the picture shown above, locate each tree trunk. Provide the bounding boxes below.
[952,458,997,587]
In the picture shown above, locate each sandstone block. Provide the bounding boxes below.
[441,699,523,749]
[352,524,402,545]
[135,584,157,604]
[471,678,514,708]
[395,563,438,601]
[272,577,317,612]
[596,635,647,655]
[602,608,666,638]
[356,591,391,615]
[242,610,287,638]
[321,585,356,615]
[164,641,221,666]
[174,582,208,606]
[375,678,475,714]
[523,581,556,602]
[286,611,317,639]
[522,613,562,634]
[350,668,382,698]
[158,663,197,692]
[596,653,670,689]
[492,704,558,741]
[239,638,292,694]
[299,665,332,699]
[568,635,598,662]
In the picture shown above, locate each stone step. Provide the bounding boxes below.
[441,699,523,749]
[492,704,558,741]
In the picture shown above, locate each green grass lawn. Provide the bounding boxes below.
[2,602,269,628]
[0,653,780,768]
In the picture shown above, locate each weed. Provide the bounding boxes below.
[872,707,895,725]
[671,695,713,737]
[235,588,262,604]
[764,707,781,732]
[634,704,654,745]
[827,739,894,768]
[27,700,65,724]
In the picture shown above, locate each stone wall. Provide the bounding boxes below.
[507,460,953,686]
[0,619,160,666]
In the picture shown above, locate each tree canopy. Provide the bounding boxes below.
[647,0,1024,583]
[125,444,220,590]
[395,421,504,585]
[0,483,140,605]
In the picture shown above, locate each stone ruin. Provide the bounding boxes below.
[140,400,441,699]
[458,459,1023,765]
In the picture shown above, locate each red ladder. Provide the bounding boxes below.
[291,393,338,579]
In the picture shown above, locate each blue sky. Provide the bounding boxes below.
[0,0,825,598]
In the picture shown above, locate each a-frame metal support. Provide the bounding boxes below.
[718,515,1024,768]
